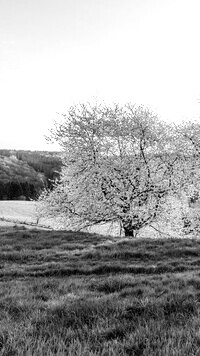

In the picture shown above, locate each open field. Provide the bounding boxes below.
[0,201,121,235]
[1,227,200,354]
[0,201,61,231]
[0,201,181,238]
[0,201,38,226]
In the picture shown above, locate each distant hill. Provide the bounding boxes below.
[0,149,62,200]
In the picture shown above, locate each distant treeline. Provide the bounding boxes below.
[0,149,62,200]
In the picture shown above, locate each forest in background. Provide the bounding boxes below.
[0,149,62,200]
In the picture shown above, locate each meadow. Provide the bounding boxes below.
[0,201,38,226]
[1,224,200,355]
[0,201,60,231]
[0,201,121,235]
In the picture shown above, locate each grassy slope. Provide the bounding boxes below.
[0,201,37,224]
[0,201,57,230]
[0,201,121,234]
[1,228,200,355]
[0,199,188,238]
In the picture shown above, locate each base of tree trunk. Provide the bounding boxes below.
[123,226,138,238]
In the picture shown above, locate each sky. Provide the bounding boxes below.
[1,0,200,151]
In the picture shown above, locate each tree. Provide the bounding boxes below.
[171,121,200,235]
[8,181,23,199]
[39,102,178,237]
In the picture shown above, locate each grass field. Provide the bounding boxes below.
[0,201,178,237]
[1,226,200,355]
[0,201,38,225]
[0,201,121,235]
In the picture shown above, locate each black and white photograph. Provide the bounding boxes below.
[1,0,200,354]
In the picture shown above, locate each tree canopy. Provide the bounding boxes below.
[39,101,185,236]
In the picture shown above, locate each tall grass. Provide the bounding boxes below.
[1,227,200,354]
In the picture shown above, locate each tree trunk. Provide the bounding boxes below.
[122,221,138,238]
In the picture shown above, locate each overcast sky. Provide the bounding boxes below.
[1,0,200,151]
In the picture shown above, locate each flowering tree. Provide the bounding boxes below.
[39,102,179,237]
[172,121,200,235]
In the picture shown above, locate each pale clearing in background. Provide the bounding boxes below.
[0,200,194,239]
